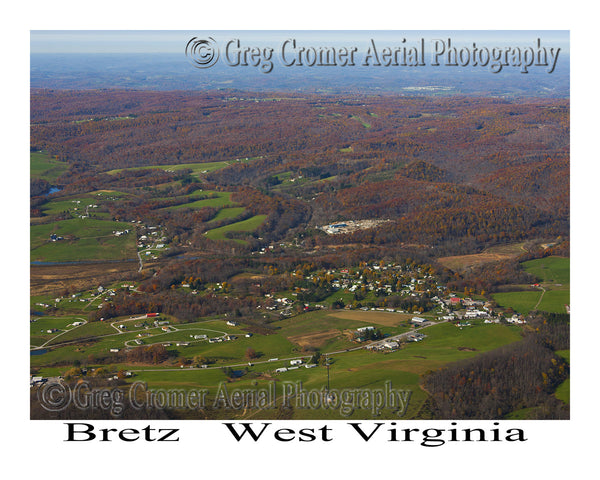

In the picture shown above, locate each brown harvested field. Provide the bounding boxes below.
[437,242,526,271]
[30,261,138,296]
[230,272,268,281]
[287,329,340,348]
[328,310,413,326]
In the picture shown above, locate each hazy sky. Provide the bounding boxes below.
[30,30,569,54]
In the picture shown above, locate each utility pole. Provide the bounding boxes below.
[326,353,330,392]
[325,353,333,404]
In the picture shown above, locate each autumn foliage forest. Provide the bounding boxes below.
[30,87,570,419]
[31,91,568,230]
[31,89,569,291]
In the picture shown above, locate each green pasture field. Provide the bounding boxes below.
[30,316,86,346]
[554,349,570,404]
[105,161,237,177]
[492,257,570,314]
[323,290,359,308]
[174,333,299,363]
[537,289,570,313]
[205,215,267,244]
[41,197,101,216]
[30,218,137,262]
[30,151,68,182]
[554,378,570,404]
[123,320,523,419]
[522,256,570,284]
[209,207,246,222]
[30,327,172,367]
[42,320,121,345]
[271,171,310,187]
[504,407,538,420]
[492,291,541,315]
[40,191,128,218]
[271,309,375,338]
[164,192,234,211]
[556,350,570,363]
[31,307,525,419]
[350,115,372,129]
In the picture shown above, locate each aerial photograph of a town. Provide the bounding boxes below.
[29,29,570,422]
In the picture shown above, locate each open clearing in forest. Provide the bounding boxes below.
[205,215,267,244]
[437,242,526,271]
[31,151,68,182]
[105,161,233,177]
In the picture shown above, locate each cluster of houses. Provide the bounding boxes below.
[208,335,238,343]
[365,339,401,352]
[275,359,317,373]
[50,285,117,310]
[506,314,526,324]
[137,225,167,250]
[263,295,294,311]
[74,201,99,219]
[432,295,501,322]
[435,295,527,324]
[297,263,443,303]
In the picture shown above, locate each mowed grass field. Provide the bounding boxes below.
[492,256,570,314]
[30,316,86,346]
[522,256,570,284]
[205,215,267,244]
[30,218,137,262]
[492,290,541,315]
[30,151,68,182]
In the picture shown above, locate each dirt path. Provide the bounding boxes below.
[534,286,546,310]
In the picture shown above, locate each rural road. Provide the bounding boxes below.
[129,321,441,374]
[32,317,88,350]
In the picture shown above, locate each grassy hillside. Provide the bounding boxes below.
[30,218,137,262]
